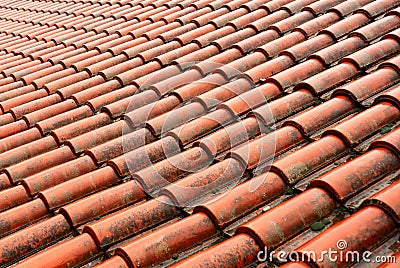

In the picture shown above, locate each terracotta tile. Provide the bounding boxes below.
[114,21,151,37]
[237,188,336,248]
[82,33,118,51]
[379,55,400,74]
[86,127,155,164]
[116,212,217,268]
[0,214,71,266]
[293,206,396,267]
[0,57,32,75]
[268,59,325,90]
[249,9,290,32]
[0,199,49,237]
[171,73,227,102]
[218,81,282,116]
[0,113,14,126]
[93,18,126,34]
[357,0,399,18]
[98,57,143,81]
[134,147,212,192]
[59,50,100,69]
[35,105,93,135]
[175,7,212,25]
[257,32,306,59]
[71,32,108,50]
[323,102,400,146]
[144,100,205,135]
[334,67,399,102]
[310,36,367,66]
[101,89,158,118]
[196,170,284,228]
[162,158,247,207]
[103,20,139,35]
[228,9,269,29]
[65,120,130,154]
[0,128,42,154]
[284,34,335,62]
[71,80,121,105]
[48,47,87,65]
[148,6,181,22]
[297,63,359,95]
[213,49,263,79]
[285,96,357,136]
[41,165,117,210]
[195,78,253,109]
[14,233,100,268]
[43,72,91,94]
[172,234,260,267]
[95,35,133,53]
[311,148,399,202]
[3,60,45,79]
[2,39,35,54]
[269,135,348,184]
[0,89,48,113]
[38,46,75,63]
[137,41,182,63]
[50,113,112,144]
[114,61,164,86]
[56,76,105,99]
[18,41,54,58]
[49,29,85,44]
[232,125,305,169]
[174,24,217,46]
[241,55,295,83]
[60,179,146,227]
[364,180,400,224]
[161,6,197,23]
[321,13,370,40]
[22,155,97,196]
[4,145,75,184]
[32,67,76,90]
[0,173,11,190]
[303,0,345,15]
[150,69,201,96]
[269,11,314,35]
[60,32,96,47]
[121,6,152,21]
[0,55,22,69]
[109,135,180,177]
[172,45,220,71]
[210,9,249,29]
[341,39,400,70]
[92,256,129,268]
[191,8,229,27]
[83,195,178,248]
[0,185,30,212]
[155,43,200,66]
[158,23,197,43]
[0,119,28,139]
[169,108,234,146]
[350,15,400,43]
[369,124,400,157]
[283,0,322,14]
[0,136,57,170]
[261,0,294,13]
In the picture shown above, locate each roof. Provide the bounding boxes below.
[0,0,399,267]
